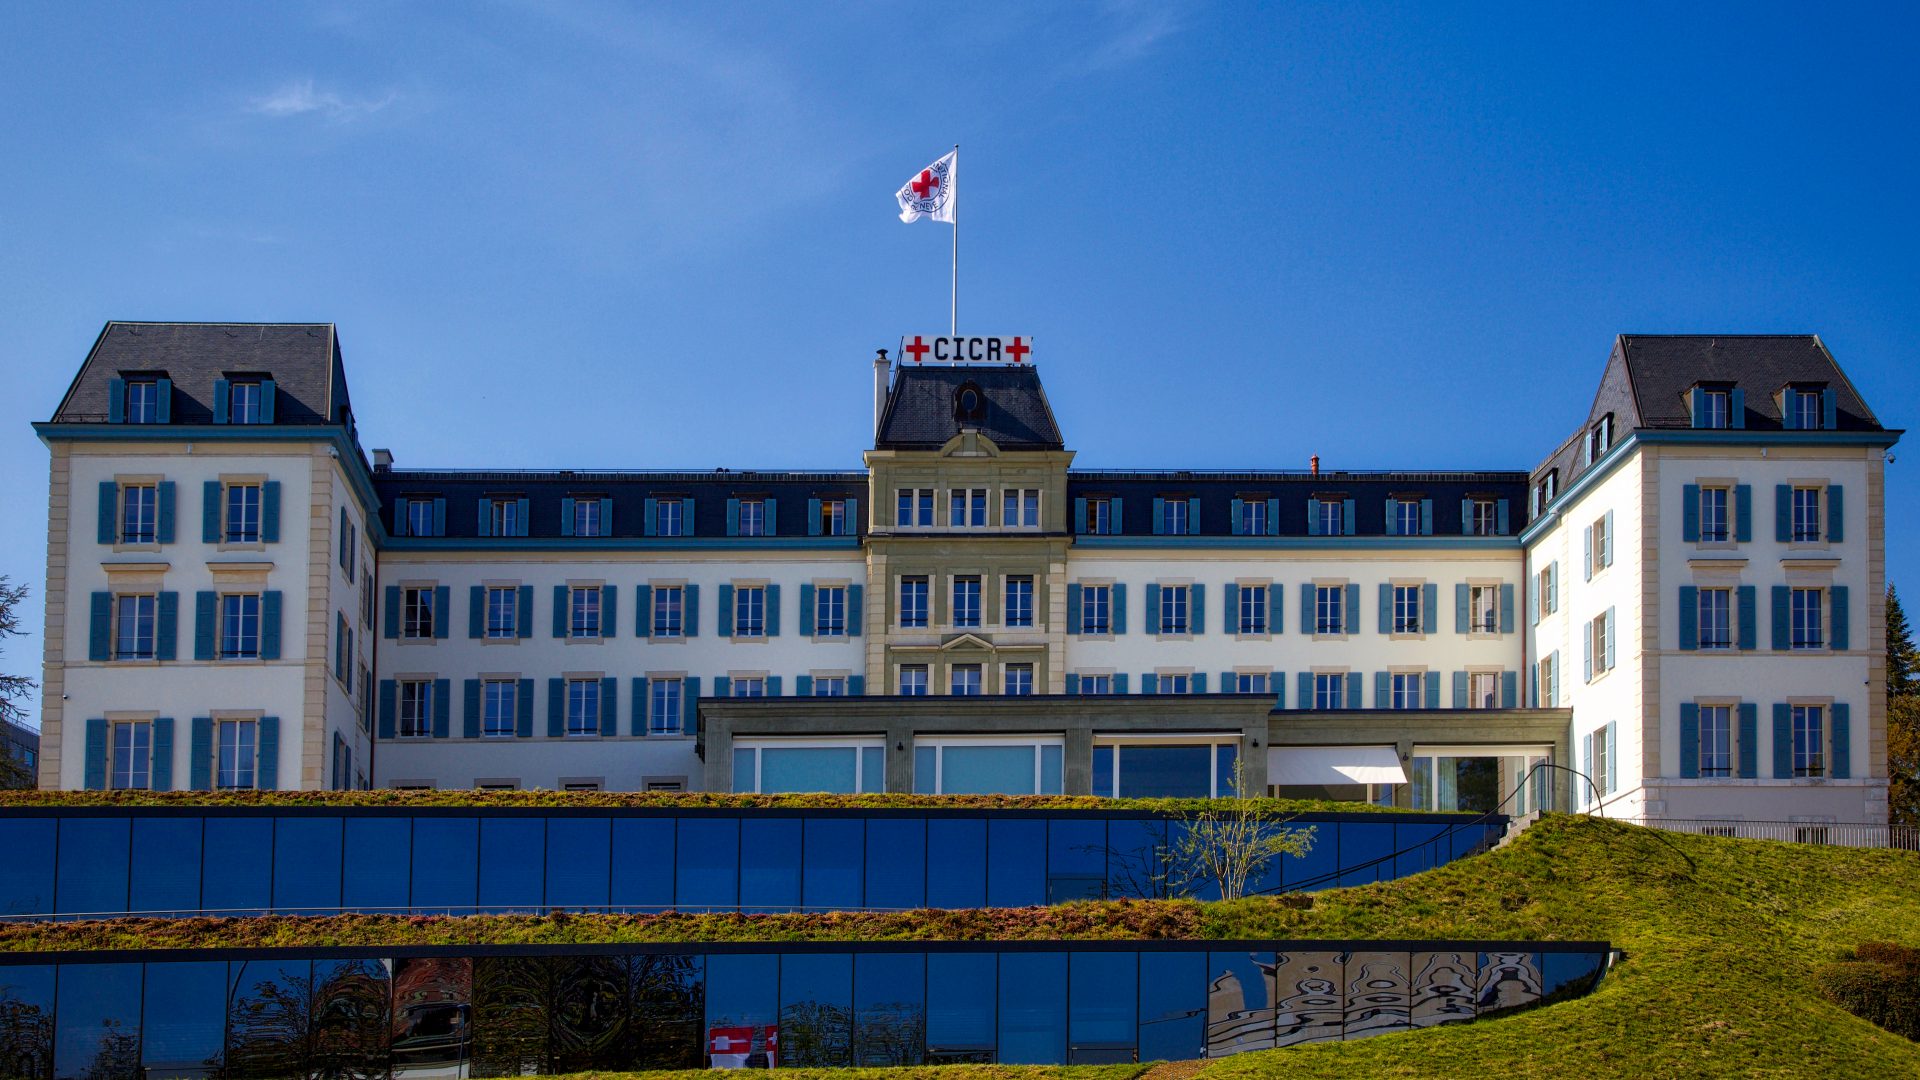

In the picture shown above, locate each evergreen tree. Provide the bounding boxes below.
[1889,586,1919,699]
[1888,585,1920,828]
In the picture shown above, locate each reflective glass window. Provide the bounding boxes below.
[271,817,343,914]
[1117,745,1212,798]
[942,745,1037,794]
[391,957,472,1075]
[1344,950,1411,1039]
[1273,951,1344,1047]
[0,819,55,917]
[478,817,546,913]
[926,952,996,1062]
[54,962,143,1080]
[341,817,411,913]
[760,746,859,794]
[629,954,705,1070]
[225,960,312,1079]
[675,818,739,911]
[55,817,130,918]
[0,964,54,1080]
[201,817,272,916]
[740,818,802,913]
[1138,951,1205,1061]
[864,818,926,910]
[705,954,778,1068]
[1207,950,1275,1056]
[926,819,986,909]
[999,951,1067,1064]
[411,817,479,914]
[1069,952,1137,1062]
[779,953,853,1067]
[546,817,612,911]
[1282,818,1340,893]
[853,952,926,1067]
[802,818,863,912]
[131,817,203,917]
[1106,818,1171,900]
[1542,951,1608,1001]
[312,959,392,1078]
[1392,821,1450,880]
[1047,818,1106,904]
[1092,746,1113,797]
[987,819,1046,908]
[1338,822,1394,887]
[612,818,676,912]
[1476,951,1543,1016]
[475,954,628,1074]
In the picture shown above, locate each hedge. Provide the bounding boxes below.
[1816,941,1920,1042]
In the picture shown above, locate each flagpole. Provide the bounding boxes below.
[950,143,959,337]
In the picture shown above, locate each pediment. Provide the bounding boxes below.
[940,429,1001,458]
[939,632,996,651]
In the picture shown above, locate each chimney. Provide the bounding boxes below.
[1309,454,1320,477]
[372,448,394,472]
[873,350,891,437]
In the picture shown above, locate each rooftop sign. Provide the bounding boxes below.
[899,335,1032,365]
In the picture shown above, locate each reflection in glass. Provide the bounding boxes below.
[863,818,925,911]
[0,964,55,1080]
[1206,951,1274,1056]
[1138,952,1205,1063]
[1542,952,1607,1005]
[704,954,777,1069]
[802,819,862,912]
[342,817,411,914]
[998,952,1066,1065]
[1392,822,1449,880]
[1341,952,1409,1039]
[411,818,480,914]
[1105,818,1173,900]
[778,953,852,1067]
[472,954,627,1076]
[391,956,471,1077]
[1273,951,1343,1047]
[53,962,141,1080]
[141,961,226,1078]
[986,819,1045,908]
[675,819,738,912]
[312,959,390,1079]
[1476,952,1543,1017]
[477,817,546,914]
[546,817,612,911]
[1116,744,1212,798]
[202,818,273,917]
[1068,951,1136,1064]
[625,955,704,1071]
[0,821,55,919]
[224,960,312,1079]
[1046,819,1105,904]
[1337,823,1392,888]
[926,953,995,1063]
[610,818,674,913]
[272,817,343,915]
[853,953,925,1067]
[130,818,203,918]
[739,819,801,914]
[925,820,985,910]
[1410,951,1477,1028]
[54,818,129,919]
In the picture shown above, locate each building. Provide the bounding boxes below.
[0,718,37,788]
[31,324,1900,825]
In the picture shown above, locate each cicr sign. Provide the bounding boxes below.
[898,335,1033,364]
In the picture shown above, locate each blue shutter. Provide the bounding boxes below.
[1770,586,1790,650]
[1301,584,1316,633]
[713,676,730,700]
[1223,584,1239,635]
[88,592,112,661]
[1264,497,1279,536]
[1737,703,1757,778]
[1682,485,1700,542]
[1297,671,1313,709]
[1269,586,1283,634]
[1602,511,1614,566]
[260,481,280,543]
[1822,388,1837,430]
[156,591,178,660]
[1827,484,1845,542]
[1066,584,1082,635]
[1547,651,1560,707]
[1580,734,1592,804]
[766,584,780,636]
[1455,584,1469,634]
[1452,672,1468,709]
[378,681,397,738]
[464,680,481,739]
[1111,497,1124,532]
[716,584,733,636]
[635,584,651,637]
[1604,607,1616,670]
[432,498,447,537]
[847,497,860,535]
[1730,387,1745,428]
[1734,485,1751,543]
[1377,584,1392,636]
[559,498,575,537]
[1421,499,1434,535]
[601,678,619,736]
[1113,673,1128,695]
[1775,485,1792,542]
[1228,498,1243,536]
[212,379,229,423]
[108,379,127,423]
[1689,386,1706,428]
[1065,673,1081,695]
[1342,499,1356,535]
[1528,573,1540,626]
[260,591,282,660]
[596,498,610,536]
[1678,586,1697,650]
[1772,703,1792,779]
[259,380,276,423]
[1605,722,1619,795]
[1344,672,1362,708]
[631,677,649,736]
[155,481,175,544]
[1737,586,1757,650]
[516,498,531,536]
[807,498,822,536]
[1272,674,1285,709]
[1192,673,1207,694]
[848,675,863,697]
[848,584,863,636]
[644,498,658,536]
[1500,670,1517,708]
[602,585,617,638]
[150,717,174,791]
[1144,584,1160,634]
[97,482,118,545]
[469,586,485,638]
[518,585,533,638]
[726,498,740,536]
[765,498,779,536]
[1832,703,1852,779]
[1423,584,1437,633]
[794,675,811,697]
[516,679,534,737]
[195,591,217,660]
[1189,585,1204,635]
[1460,498,1473,536]
[1073,497,1086,534]
[1188,497,1202,534]
[1344,583,1359,633]
[1383,498,1398,536]
[1307,499,1321,536]
[684,583,700,636]
[1547,562,1559,613]
[432,681,450,739]
[1219,671,1236,693]
[1155,497,1168,535]
[203,480,222,542]
[767,676,783,697]
[1112,583,1127,634]
[548,678,565,738]
[1679,703,1699,778]
[799,584,815,637]
[155,377,173,422]
[184,717,213,790]
[392,497,410,537]
[254,716,280,789]
[681,498,696,535]
[1374,671,1389,706]
[1583,620,1594,682]
[433,586,450,640]
[1499,584,1515,633]
[1141,673,1157,695]
[83,717,107,789]
[1424,673,1440,709]
[553,586,569,638]
[1830,586,1849,650]
[1496,500,1509,534]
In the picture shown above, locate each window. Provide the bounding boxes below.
[228,381,262,424]
[1535,471,1558,514]
[114,594,156,660]
[566,679,601,735]
[1699,486,1730,543]
[1471,499,1499,536]
[110,720,151,790]
[948,488,986,527]
[1239,498,1266,536]
[1314,585,1345,635]
[1590,514,1611,574]
[897,488,934,527]
[1315,499,1344,536]
[216,719,257,789]
[814,585,847,636]
[571,498,604,537]
[656,498,686,537]
[1793,705,1825,777]
[1313,673,1346,709]
[914,737,1064,795]
[899,576,929,628]
[120,483,157,544]
[1157,672,1191,694]
[1236,672,1269,694]
[821,498,851,536]
[811,676,847,697]
[733,737,885,794]
[649,678,684,733]
[126,380,159,423]
[1391,672,1423,710]
[651,585,684,638]
[1164,498,1189,536]
[361,569,374,627]
[950,664,983,696]
[732,586,765,637]
[645,779,682,792]
[730,676,766,698]
[225,483,262,543]
[485,586,518,639]
[1792,487,1822,543]
[398,681,433,738]
[563,781,602,793]
[488,498,523,538]
[1469,672,1499,709]
[1085,497,1114,535]
[1537,656,1556,707]
[1238,584,1268,635]
[1791,588,1824,650]
[1394,499,1422,536]
[402,587,436,640]
[1092,739,1241,798]
[482,680,517,737]
[1699,705,1731,777]
[899,665,929,696]
[1081,584,1111,635]
[1789,388,1822,430]
[1590,725,1612,798]
[1469,585,1499,634]
[570,587,603,639]
[1589,613,1612,676]
[340,516,357,579]
[1004,575,1034,628]
[220,594,261,659]
[1003,488,1039,527]
[1698,588,1732,650]
[737,498,767,537]
[1393,585,1422,634]
[1004,664,1034,696]
[1700,389,1730,429]
[952,576,982,628]
[1588,415,1613,461]
[1536,567,1557,616]
[1080,673,1113,695]
[1157,584,1190,635]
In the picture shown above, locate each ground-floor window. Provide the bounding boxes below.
[1091,736,1239,798]
[913,736,1064,795]
[1407,745,1552,815]
[733,737,885,794]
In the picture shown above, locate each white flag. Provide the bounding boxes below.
[896,150,956,224]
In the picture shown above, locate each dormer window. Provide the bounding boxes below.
[215,376,274,424]
[230,381,262,424]
[1586,414,1613,463]
[1786,386,1824,430]
[1700,389,1729,429]
[954,382,985,423]
[126,380,159,424]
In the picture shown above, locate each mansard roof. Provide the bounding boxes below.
[1614,334,1882,431]
[48,321,347,426]
[875,365,1064,451]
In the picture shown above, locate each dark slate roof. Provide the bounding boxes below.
[49,322,345,426]
[1068,471,1529,537]
[1616,335,1882,431]
[875,365,1063,450]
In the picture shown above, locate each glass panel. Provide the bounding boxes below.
[312,959,391,1078]
[925,820,986,909]
[675,819,739,912]
[942,745,1036,795]
[1216,744,1239,796]
[392,956,472,1077]
[1342,951,1410,1040]
[1542,951,1608,1003]
[1117,745,1212,798]
[342,817,411,914]
[912,746,935,793]
[611,818,675,913]
[704,954,778,1068]
[986,819,1046,908]
[1206,951,1275,1055]
[201,817,272,917]
[1281,819,1339,894]
[1272,951,1343,1048]
[1106,818,1172,900]
[411,818,480,914]
[927,952,996,1062]
[1438,757,1501,813]
[1392,822,1448,880]
[1410,951,1477,1028]
[142,962,227,1079]
[1476,952,1543,1017]
[1039,745,1062,795]
[478,817,546,913]
[225,960,312,1079]
[1139,952,1205,1062]
[860,747,884,794]
[740,818,802,914]
[760,747,858,794]
[731,751,755,794]
[0,819,55,917]
[546,817,612,911]
[130,818,203,918]
[272,817,343,915]
[998,952,1067,1065]
[853,953,925,1067]
[779,953,853,1067]
[802,818,863,912]
[1068,952,1137,1062]
[626,954,704,1071]
[1047,818,1106,904]
[1091,746,1113,797]
[472,955,630,1075]
[864,818,926,911]
[1337,822,1393,887]
[55,818,129,919]
[0,965,55,1080]
[54,962,142,1080]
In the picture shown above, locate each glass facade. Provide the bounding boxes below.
[0,943,1605,1073]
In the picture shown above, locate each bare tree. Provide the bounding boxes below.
[0,577,34,789]
[1166,757,1316,900]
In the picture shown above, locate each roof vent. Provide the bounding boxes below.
[1310,455,1320,476]
[372,449,393,471]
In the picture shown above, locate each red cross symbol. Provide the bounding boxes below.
[904,335,930,362]
[1005,336,1031,363]
[910,169,940,199]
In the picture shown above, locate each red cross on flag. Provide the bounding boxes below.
[896,150,957,224]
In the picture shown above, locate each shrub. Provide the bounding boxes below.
[1815,941,1920,1041]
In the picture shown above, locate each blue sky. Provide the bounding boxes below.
[2,2,1915,727]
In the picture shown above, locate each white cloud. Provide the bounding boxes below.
[1071,1,1186,75]
[247,79,396,123]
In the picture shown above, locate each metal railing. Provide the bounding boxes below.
[1627,816,1920,851]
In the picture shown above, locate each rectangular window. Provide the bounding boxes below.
[737,498,766,537]
[1590,725,1612,798]
[821,498,850,536]
[1791,588,1824,650]
[1536,567,1556,615]
[1793,704,1825,777]
[1393,584,1422,634]
[341,518,357,579]
[398,681,433,738]
[126,380,158,424]
[1238,584,1268,635]
[731,676,766,698]
[487,498,522,538]
[1589,416,1613,459]
[570,586,602,639]
[361,570,374,627]
[1239,498,1266,536]
[656,498,685,537]
[402,586,435,640]
[1394,499,1422,536]
[110,720,151,790]
[1164,498,1188,536]
[217,719,257,789]
[916,737,1064,795]
[1081,584,1111,635]
[1003,575,1034,628]
[1158,672,1191,694]
[652,585,684,638]
[1236,672,1268,694]
[1158,584,1190,635]
[228,381,261,425]
[1537,657,1555,707]
[114,594,156,660]
[899,665,929,696]
[485,586,518,639]
[814,585,847,636]
[733,585,765,637]
[1698,588,1732,650]
[900,576,929,629]
[220,594,261,659]
[1469,672,1499,709]
[950,664,983,696]
[948,488,986,527]
[732,738,884,794]
[1080,673,1113,695]
[1700,487,1730,543]
[1314,673,1345,709]
[1086,498,1114,535]
[1315,499,1344,536]
[1003,488,1040,528]
[1391,672,1423,710]
[1591,514,1611,574]
[1472,499,1499,536]
[225,483,262,544]
[1093,740,1239,798]
[1589,613,1611,675]
[1699,705,1731,777]
[482,680,517,737]
[120,483,157,544]
[571,497,603,537]
[406,500,435,538]
[811,676,847,697]
[1790,389,1822,430]
[1470,585,1499,634]
[897,488,934,527]
[1701,389,1730,429]
[952,575,982,628]
[566,678,601,735]
[1792,487,1822,542]
[1004,664,1034,696]
[1314,585,1344,635]
[650,678,683,733]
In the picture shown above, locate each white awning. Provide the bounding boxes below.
[1267,745,1408,786]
